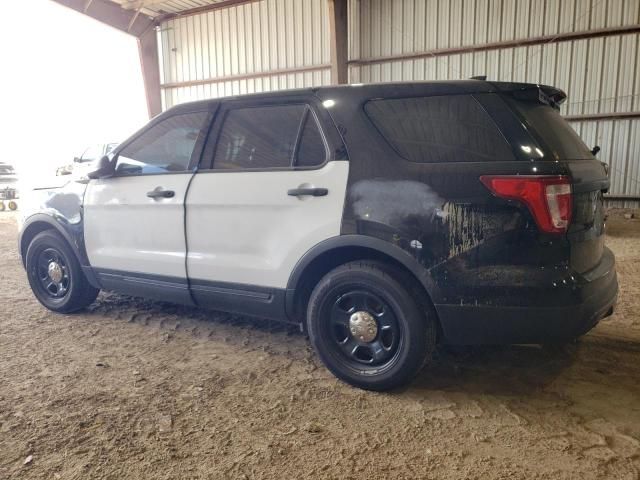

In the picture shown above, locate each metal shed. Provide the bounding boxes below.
[52,0,640,205]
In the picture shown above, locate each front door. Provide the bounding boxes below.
[84,109,210,304]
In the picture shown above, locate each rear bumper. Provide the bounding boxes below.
[436,247,618,345]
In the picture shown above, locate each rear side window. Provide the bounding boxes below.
[365,95,515,163]
[508,101,593,160]
[213,104,327,170]
[296,111,327,167]
[116,112,208,175]
[212,105,327,170]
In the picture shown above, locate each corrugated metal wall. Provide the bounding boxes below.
[349,0,640,205]
[159,0,331,108]
[157,0,640,205]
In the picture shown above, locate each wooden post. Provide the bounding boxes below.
[328,0,348,84]
[138,27,162,118]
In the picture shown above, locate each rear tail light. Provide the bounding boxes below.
[480,175,573,234]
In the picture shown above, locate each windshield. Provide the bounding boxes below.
[508,99,593,160]
[80,145,103,162]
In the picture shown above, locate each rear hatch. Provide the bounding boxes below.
[500,85,609,274]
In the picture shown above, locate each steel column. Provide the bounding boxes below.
[328,0,348,84]
[138,27,162,118]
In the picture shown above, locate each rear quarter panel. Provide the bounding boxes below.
[319,87,574,309]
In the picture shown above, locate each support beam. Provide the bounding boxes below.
[564,111,640,122]
[51,0,154,36]
[158,0,260,21]
[350,24,640,67]
[119,0,169,9]
[138,27,162,118]
[52,0,161,117]
[161,64,331,89]
[327,0,348,84]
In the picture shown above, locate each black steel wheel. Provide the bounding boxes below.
[26,230,99,313]
[307,261,436,391]
[33,247,71,299]
[328,290,401,368]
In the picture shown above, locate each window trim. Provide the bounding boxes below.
[363,93,515,164]
[110,108,213,178]
[292,107,330,168]
[199,98,333,173]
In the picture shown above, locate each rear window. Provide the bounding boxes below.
[364,95,515,163]
[508,100,593,160]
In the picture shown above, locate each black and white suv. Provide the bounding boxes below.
[19,81,618,390]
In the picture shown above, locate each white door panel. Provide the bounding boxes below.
[186,161,349,288]
[84,174,192,278]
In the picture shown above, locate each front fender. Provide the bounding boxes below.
[19,213,101,289]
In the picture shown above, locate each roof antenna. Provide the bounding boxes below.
[470,75,487,80]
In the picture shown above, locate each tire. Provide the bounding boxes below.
[25,230,99,313]
[8,200,17,211]
[0,202,5,212]
[307,261,436,391]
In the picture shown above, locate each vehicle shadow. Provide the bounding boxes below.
[407,343,580,396]
[407,332,640,397]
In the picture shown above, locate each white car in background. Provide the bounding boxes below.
[56,143,118,177]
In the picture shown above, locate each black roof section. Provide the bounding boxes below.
[163,80,567,114]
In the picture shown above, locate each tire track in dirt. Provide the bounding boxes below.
[1,211,640,479]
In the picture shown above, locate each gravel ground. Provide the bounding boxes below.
[1,210,639,479]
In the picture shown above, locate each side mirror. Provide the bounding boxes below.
[73,156,82,163]
[87,155,115,180]
[591,145,601,156]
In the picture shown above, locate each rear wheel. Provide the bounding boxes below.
[26,230,99,313]
[307,261,436,390]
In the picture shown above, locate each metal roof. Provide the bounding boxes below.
[108,0,248,19]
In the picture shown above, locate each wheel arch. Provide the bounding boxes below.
[285,235,441,331]
[20,217,65,264]
[19,214,100,288]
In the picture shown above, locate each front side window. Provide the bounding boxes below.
[116,112,208,175]
[365,95,515,163]
[213,104,326,170]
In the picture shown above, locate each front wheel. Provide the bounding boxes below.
[307,261,436,391]
[25,230,99,313]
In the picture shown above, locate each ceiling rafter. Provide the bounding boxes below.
[52,0,155,36]
[116,0,169,11]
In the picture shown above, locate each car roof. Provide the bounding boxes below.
[164,80,564,115]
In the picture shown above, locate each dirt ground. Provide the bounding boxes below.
[0,211,639,480]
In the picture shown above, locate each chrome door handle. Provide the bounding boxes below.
[147,188,175,199]
[287,187,328,197]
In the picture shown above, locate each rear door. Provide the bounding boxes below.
[185,97,349,317]
[84,110,210,303]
